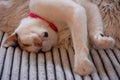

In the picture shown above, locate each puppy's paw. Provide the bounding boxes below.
[74,58,94,76]
[93,34,115,49]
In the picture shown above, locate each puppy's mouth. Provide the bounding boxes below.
[34,42,43,47]
[34,34,48,47]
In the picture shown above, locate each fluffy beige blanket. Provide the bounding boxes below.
[0,0,29,34]
[0,0,120,47]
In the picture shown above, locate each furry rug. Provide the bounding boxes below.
[0,0,29,34]
[0,0,120,48]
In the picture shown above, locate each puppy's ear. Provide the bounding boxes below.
[3,33,18,47]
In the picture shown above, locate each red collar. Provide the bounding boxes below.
[29,12,58,32]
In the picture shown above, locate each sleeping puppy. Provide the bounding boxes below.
[3,0,115,75]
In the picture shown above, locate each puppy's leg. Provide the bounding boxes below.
[68,6,93,75]
[84,3,115,49]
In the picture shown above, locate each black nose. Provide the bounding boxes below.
[44,32,48,37]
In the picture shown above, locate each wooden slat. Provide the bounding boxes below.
[20,51,28,80]
[0,32,7,77]
[29,53,37,80]
[0,47,6,75]
[113,48,120,64]
[98,50,119,80]
[91,49,109,80]
[83,76,91,80]
[52,47,65,80]
[38,53,46,80]
[90,66,100,80]
[1,47,14,80]
[106,49,120,77]
[11,47,21,80]
[59,47,74,80]
[45,51,55,80]
[74,74,82,80]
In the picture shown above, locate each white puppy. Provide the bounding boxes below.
[3,0,115,75]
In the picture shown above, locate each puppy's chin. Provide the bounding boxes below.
[23,48,41,53]
[22,45,52,53]
[24,48,51,53]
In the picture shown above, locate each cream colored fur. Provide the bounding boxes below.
[1,0,119,76]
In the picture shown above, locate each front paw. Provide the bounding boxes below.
[74,57,94,76]
[93,34,115,49]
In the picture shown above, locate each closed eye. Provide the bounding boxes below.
[16,33,32,47]
[23,44,31,47]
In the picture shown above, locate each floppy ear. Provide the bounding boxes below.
[3,33,18,47]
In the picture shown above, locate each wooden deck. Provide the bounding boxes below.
[0,31,120,80]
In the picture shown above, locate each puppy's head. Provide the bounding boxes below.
[3,17,58,52]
